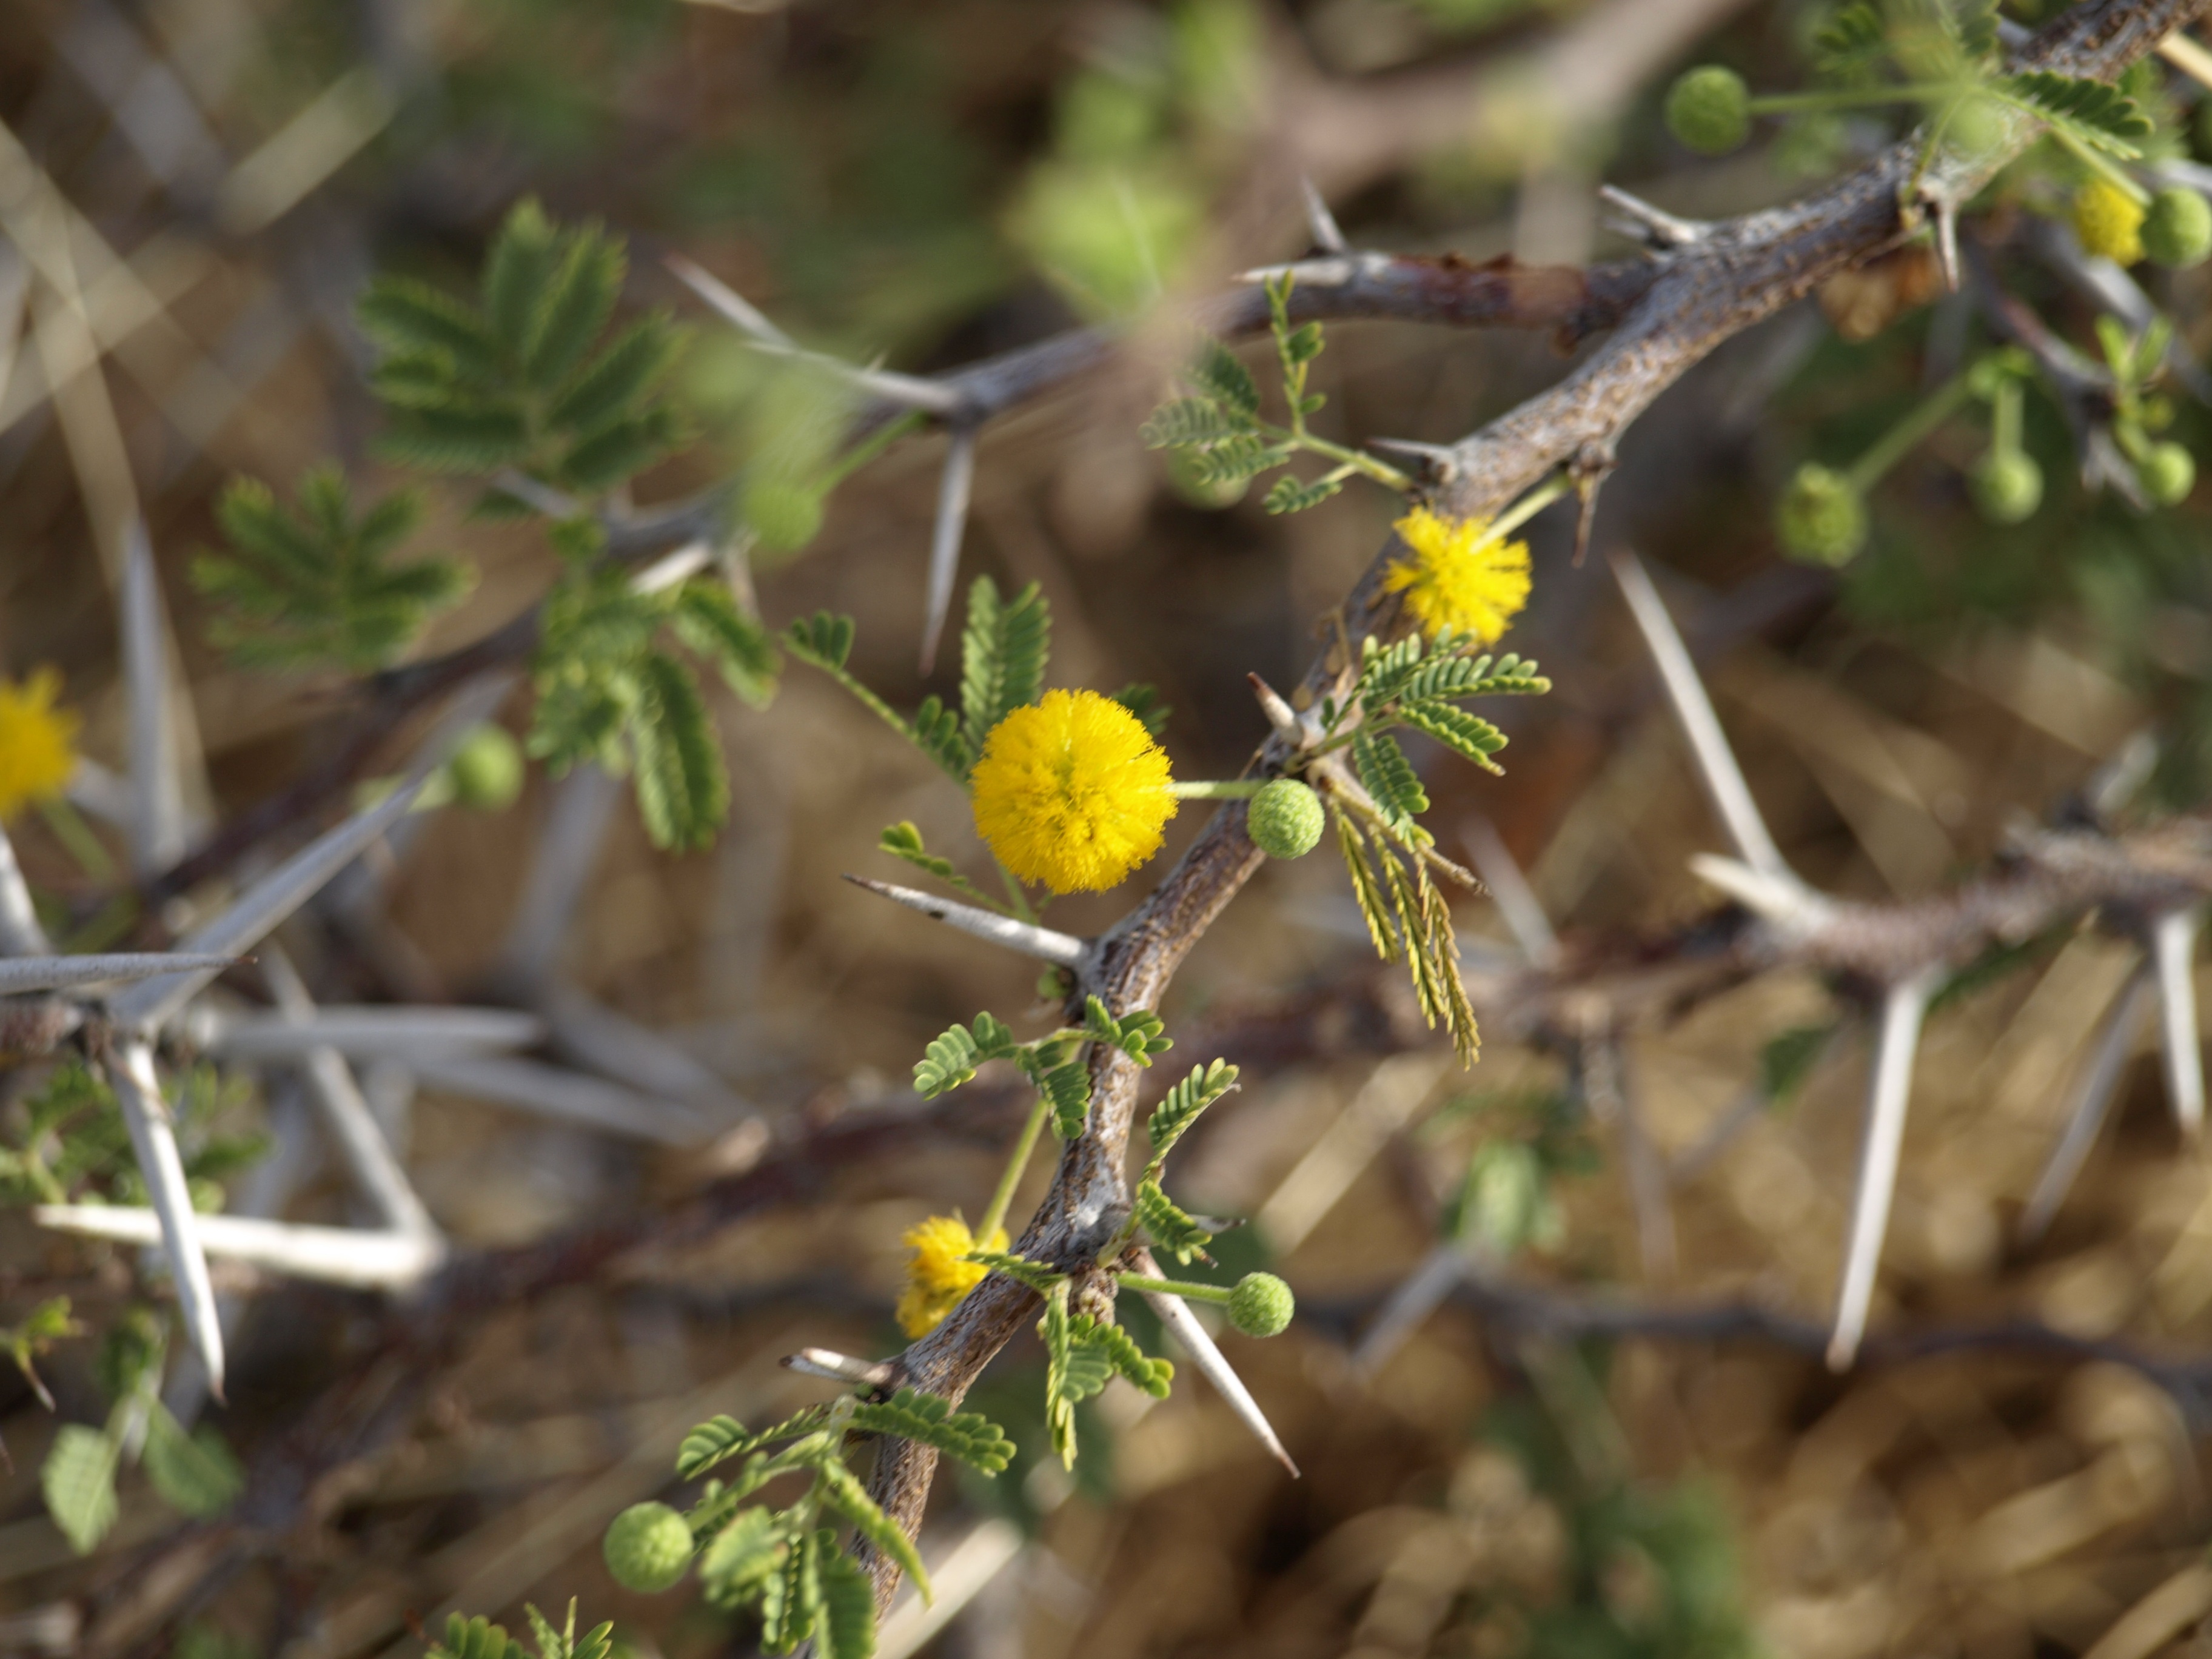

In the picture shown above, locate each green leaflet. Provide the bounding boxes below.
[521,1603,615,1659]
[876,822,994,905]
[669,581,779,709]
[630,651,728,851]
[1084,997,1171,1065]
[675,1404,836,1480]
[784,611,856,671]
[849,1387,1017,1473]
[911,694,973,780]
[142,1404,243,1518]
[1262,474,1343,515]
[962,1248,1066,1293]
[40,1424,118,1555]
[1997,71,2151,159]
[959,577,1051,759]
[1139,396,1247,448]
[426,1615,529,1659]
[817,1459,931,1601]
[698,1509,787,1608]
[1396,702,1509,776]
[1070,1313,1173,1398]
[1354,730,1429,835]
[814,1543,878,1659]
[1185,335,1259,419]
[1393,649,1550,703]
[1144,1059,1238,1162]
[1136,1177,1214,1264]
[1041,1285,1082,1469]
[913,1013,1018,1097]
[1111,682,1171,737]
[193,468,471,673]
[1034,1057,1091,1138]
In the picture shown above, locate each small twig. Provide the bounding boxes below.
[843,876,1090,970]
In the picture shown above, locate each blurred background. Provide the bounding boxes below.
[5,0,2212,1654]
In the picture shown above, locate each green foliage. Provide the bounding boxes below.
[1997,70,2151,159]
[675,1403,837,1480]
[1329,805,1481,1065]
[913,1013,1019,1096]
[1141,276,1409,513]
[816,1458,930,1598]
[1031,1055,1092,1138]
[848,1387,1017,1473]
[1353,730,1429,836]
[1812,2,1886,81]
[1039,1284,1082,1469]
[1082,997,1173,1065]
[362,198,687,494]
[1395,700,1509,776]
[784,611,856,672]
[605,1502,695,1592]
[877,821,994,904]
[193,468,472,672]
[1144,1059,1239,1164]
[1436,1089,1592,1258]
[1111,682,1171,736]
[960,577,1050,762]
[40,1424,118,1555]
[962,1248,1068,1293]
[1135,1176,1215,1264]
[2,1061,263,1217]
[1070,1314,1173,1396]
[142,1406,245,1518]
[424,1605,614,1659]
[1,1296,81,1410]
[1760,1024,1834,1107]
[528,568,771,850]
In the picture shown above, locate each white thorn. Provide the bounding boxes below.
[2152,907,2204,1137]
[919,426,979,675]
[1247,674,1302,743]
[1353,1240,1469,1376]
[110,777,427,1033]
[1461,817,1558,966]
[33,1206,446,1289]
[122,518,187,879]
[1828,972,1936,1370]
[107,1042,224,1396]
[1931,198,1962,293]
[631,539,714,595]
[666,256,962,414]
[1610,551,1795,885]
[196,1004,545,1062]
[537,980,753,1117]
[405,1053,711,1145]
[1142,1286,1298,1476]
[2020,959,2153,1243]
[489,468,581,520]
[1596,184,1711,249]
[0,824,52,955]
[1366,436,1461,481]
[2085,729,2159,822]
[1299,176,1346,253]
[844,877,1088,969]
[783,1348,897,1387]
[0,951,240,995]
[1688,853,1837,936]
[262,948,444,1245]
[66,754,134,828]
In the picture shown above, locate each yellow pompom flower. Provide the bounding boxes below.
[0,668,80,820]
[1382,505,1532,643]
[971,689,1178,894]
[2073,178,2146,266]
[896,1214,1008,1338]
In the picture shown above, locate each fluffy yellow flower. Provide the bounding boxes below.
[1382,505,1532,643]
[971,689,1177,894]
[0,668,80,820]
[2073,178,2145,266]
[896,1214,1008,1338]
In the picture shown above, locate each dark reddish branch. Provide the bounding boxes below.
[854,0,2212,1609]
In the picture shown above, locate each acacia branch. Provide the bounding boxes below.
[854,0,2212,1608]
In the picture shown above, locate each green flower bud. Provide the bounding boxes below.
[446,723,525,813]
[1943,93,2008,163]
[1968,449,2043,525]
[1775,463,1867,565]
[2139,441,2196,506]
[743,478,826,552]
[2143,187,2212,269]
[1247,778,1324,859]
[1227,1272,1295,1338]
[1665,66,1751,156]
[605,1501,694,1593]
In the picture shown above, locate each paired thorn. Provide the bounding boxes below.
[1139,1272,1299,1476]
[1246,673,1304,745]
[666,256,964,415]
[843,876,1090,970]
[785,1348,898,1387]
[1366,436,1461,485]
[110,776,428,1034]
[1687,853,1839,937]
[0,951,240,996]
[107,1041,224,1397]
[0,825,52,956]
[1610,551,1797,886]
[2019,959,2153,1244]
[1461,817,1557,967]
[1596,184,1711,251]
[2151,906,2205,1138]
[1299,175,1346,254]
[1828,971,1937,1371]
[919,425,979,675]
[35,1205,447,1289]
[122,518,187,880]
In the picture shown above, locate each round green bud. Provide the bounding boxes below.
[2139,441,2196,506]
[1943,94,2007,162]
[1968,449,2043,525]
[1775,463,1867,566]
[743,477,826,552]
[1227,1272,1295,1339]
[1664,66,1751,156]
[446,723,525,813]
[1247,779,1324,859]
[2143,187,2212,269]
[604,1501,694,1593]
